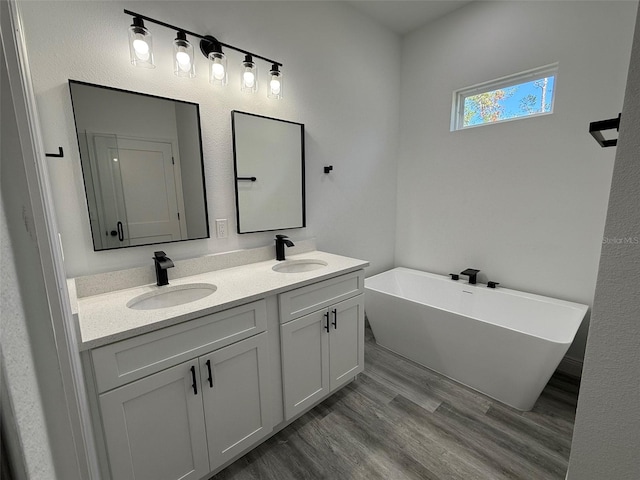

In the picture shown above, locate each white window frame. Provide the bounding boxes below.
[451,63,559,131]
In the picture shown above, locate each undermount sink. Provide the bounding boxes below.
[127,283,217,310]
[272,259,328,273]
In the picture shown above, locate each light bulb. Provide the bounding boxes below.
[173,32,195,78]
[133,38,150,59]
[270,78,281,95]
[176,51,191,71]
[243,71,255,88]
[212,62,225,80]
[128,18,154,68]
[176,51,189,64]
[241,55,257,93]
[267,64,283,99]
[207,49,227,86]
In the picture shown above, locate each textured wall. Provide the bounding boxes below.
[1,41,63,480]
[395,1,636,363]
[19,1,401,277]
[568,6,640,478]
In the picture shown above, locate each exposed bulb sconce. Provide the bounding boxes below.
[268,64,283,100]
[128,17,154,68]
[200,35,228,86]
[124,10,284,98]
[173,31,195,78]
[241,55,258,93]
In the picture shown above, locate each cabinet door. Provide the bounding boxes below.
[200,332,272,470]
[99,360,209,480]
[281,309,330,420]
[329,295,365,391]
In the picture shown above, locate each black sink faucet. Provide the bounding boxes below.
[460,268,480,285]
[275,235,295,261]
[153,251,174,286]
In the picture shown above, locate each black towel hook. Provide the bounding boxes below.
[45,147,64,158]
[589,113,621,148]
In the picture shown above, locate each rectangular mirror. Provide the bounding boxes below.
[69,81,209,251]
[231,111,305,234]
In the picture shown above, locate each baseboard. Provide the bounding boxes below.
[557,355,583,378]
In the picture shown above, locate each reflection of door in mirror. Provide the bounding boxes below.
[69,80,209,251]
[89,133,186,248]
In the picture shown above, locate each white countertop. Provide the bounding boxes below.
[74,251,368,350]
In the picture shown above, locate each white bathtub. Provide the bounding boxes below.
[365,268,587,411]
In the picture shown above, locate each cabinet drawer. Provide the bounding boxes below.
[92,300,266,393]
[278,270,364,324]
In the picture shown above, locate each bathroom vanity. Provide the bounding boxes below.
[70,248,367,480]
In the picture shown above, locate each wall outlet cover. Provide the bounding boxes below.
[216,219,228,239]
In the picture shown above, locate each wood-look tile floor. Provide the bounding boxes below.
[213,325,579,480]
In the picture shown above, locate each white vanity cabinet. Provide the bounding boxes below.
[279,271,365,420]
[200,332,271,469]
[89,300,272,480]
[99,359,210,480]
[80,259,368,480]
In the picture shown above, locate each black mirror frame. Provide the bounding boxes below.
[68,79,210,251]
[231,110,306,234]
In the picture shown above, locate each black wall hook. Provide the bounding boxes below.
[324,165,333,174]
[45,147,64,158]
[589,113,621,148]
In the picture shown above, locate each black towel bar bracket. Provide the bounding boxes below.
[45,146,64,158]
[589,113,621,148]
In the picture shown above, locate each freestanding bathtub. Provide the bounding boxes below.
[365,268,588,411]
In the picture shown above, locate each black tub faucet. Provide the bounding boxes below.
[460,268,480,284]
[275,235,294,261]
[153,251,174,286]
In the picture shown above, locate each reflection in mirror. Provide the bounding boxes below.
[231,111,305,234]
[69,81,209,251]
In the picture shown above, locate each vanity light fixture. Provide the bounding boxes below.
[241,55,258,93]
[124,10,283,98]
[268,64,283,99]
[173,31,195,78]
[128,17,154,68]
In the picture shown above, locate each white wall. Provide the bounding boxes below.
[1,40,76,480]
[568,6,640,478]
[19,0,401,277]
[396,0,636,362]
[175,102,207,239]
[70,82,179,143]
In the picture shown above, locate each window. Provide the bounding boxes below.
[452,64,558,131]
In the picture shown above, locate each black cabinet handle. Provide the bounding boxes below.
[206,359,213,388]
[117,221,124,242]
[324,312,330,333]
[237,176,257,182]
[190,365,198,395]
[332,309,337,329]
